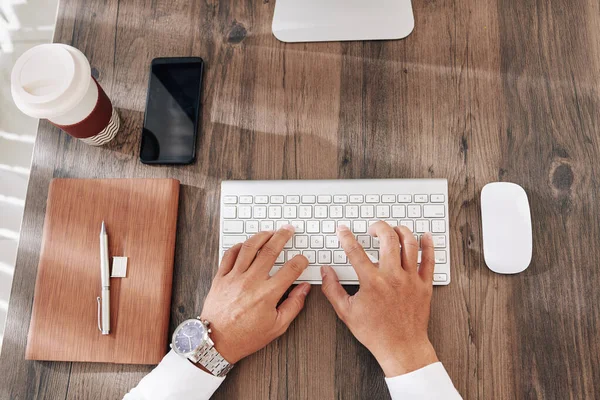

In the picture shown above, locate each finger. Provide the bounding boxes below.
[250,224,295,274]
[274,283,311,335]
[232,231,275,273]
[337,225,375,281]
[419,232,435,282]
[368,221,402,273]
[269,254,310,297]
[320,265,351,321]
[394,226,419,272]
[217,243,242,276]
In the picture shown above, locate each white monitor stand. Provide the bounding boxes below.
[272,0,415,43]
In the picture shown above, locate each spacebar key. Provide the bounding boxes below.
[222,235,247,248]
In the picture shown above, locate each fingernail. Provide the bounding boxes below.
[337,225,349,233]
[281,224,295,232]
[301,283,311,295]
[423,232,432,239]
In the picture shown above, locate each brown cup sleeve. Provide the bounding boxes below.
[53,77,113,139]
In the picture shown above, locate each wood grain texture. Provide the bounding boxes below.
[26,179,180,365]
[1,0,599,398]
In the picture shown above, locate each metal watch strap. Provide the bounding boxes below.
[191,342,234,378]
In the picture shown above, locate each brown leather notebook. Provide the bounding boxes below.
[26,178,180,364]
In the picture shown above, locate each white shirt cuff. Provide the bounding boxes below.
[385,362,462,400]
[124,350,225,400]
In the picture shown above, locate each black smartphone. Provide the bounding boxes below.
[140,57,204,164]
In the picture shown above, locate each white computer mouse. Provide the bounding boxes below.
[481,182,532,274]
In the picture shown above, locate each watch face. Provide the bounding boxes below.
[172,319,206,355]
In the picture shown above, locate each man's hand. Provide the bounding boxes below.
[321,222,439,377]
[200,225,311,364]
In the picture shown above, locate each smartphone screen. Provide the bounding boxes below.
[140,57,204,164]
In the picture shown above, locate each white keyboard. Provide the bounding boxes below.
[219,179,450,285]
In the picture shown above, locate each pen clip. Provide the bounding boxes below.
[97,296,102,332]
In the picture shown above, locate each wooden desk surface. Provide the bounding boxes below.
[2,0,600,398]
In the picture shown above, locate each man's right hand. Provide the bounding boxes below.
[321,221,439,378]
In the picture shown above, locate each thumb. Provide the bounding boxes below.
[321,266,350,320]
[275,283,311,334]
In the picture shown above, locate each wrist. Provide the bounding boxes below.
[373,339,439,377]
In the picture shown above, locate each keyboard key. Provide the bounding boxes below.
[317,195,332,203]
[382,194,396,203]
[433,273,447,282]
[376,205,390,218]
[303,250,316,264]
[368,220,378,227]
[307,220,320,233]
[392,205,406,218]
[276,220,290,229]
[423,205,445,218]
[295,236,309,249]
[337,220,351,228]
[398,194,412,203]
[432,235,446,248]
[239,195,253,204]
[332,266,359,281]
[276,252,285,264]
[255,195,269,204]
[284,237,293,249]
[222,206,236,219]
[334,195,348,203]
[415,195,428,203]
[365,195,380,203]
[326,236,339,248]
[253,206,267,218]
[299,206,312,218]
[291,220,305,233]
[414,234,420,247]
[385,220,398,227]
[357,235,371,248]
[417,251,422,263]
[223,196,237,204]
[400,220,414,232]
[287,250,301,260]
[322,221,336,233]
[302,195,316,204]
[334,251,347,264]
[349,195,364,203]
[268,206,282,219]
[360,205,374,218]
[372,238,380,248]
[223,221,244,233]
[432,220,446,233]
[318,250,332,264]
[353,220,367,233]
[284,206,297,219]
[329,205,343,218]
[315,206,328,218]
[222,235,246,248]
[434,250,447,263]
[271,195,284,204]
[345,205,359,218]
[239,206,252,219]
[246,221,259,233]
[286,195,300,204]
[431,194,445,203]
[311,235,324,248]
[365,250,379,263]
[407,205,421,218]
[295,266,322,281]
[416,220,430,233]
[260,220,274,231]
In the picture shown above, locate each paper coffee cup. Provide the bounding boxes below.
[11,44,120,146]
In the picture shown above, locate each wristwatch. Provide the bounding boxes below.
[171,317,234,377]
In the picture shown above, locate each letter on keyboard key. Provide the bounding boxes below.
[260,220,274,231]
[357,235,371,248]
[353,220,367,233]
[246,221,259,233]
[338,220,351,229]
[325,235,339,248]
[423,205,445,218]
[306,220,320,233]
[223,196,237,204]
[385,220,398,227]
[365,250,379,263]
[222,206,236,219]
[333,251,347,264]
[318,250,332,264]
[291,220,305,233]
[432,235,446,248]
[311,235,324,248]
[303,250,316,264]
[276,220,289,229]
[223,221,244,233]
[400,220,414,232]
[392,205,406,218]
[222,235,246,248]
[287,250,301,260]
[322,221,336,233]
[295,236,309,249]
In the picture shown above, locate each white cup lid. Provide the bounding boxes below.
[11,44,92,119]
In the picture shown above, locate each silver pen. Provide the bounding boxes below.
[97,221,110,335]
